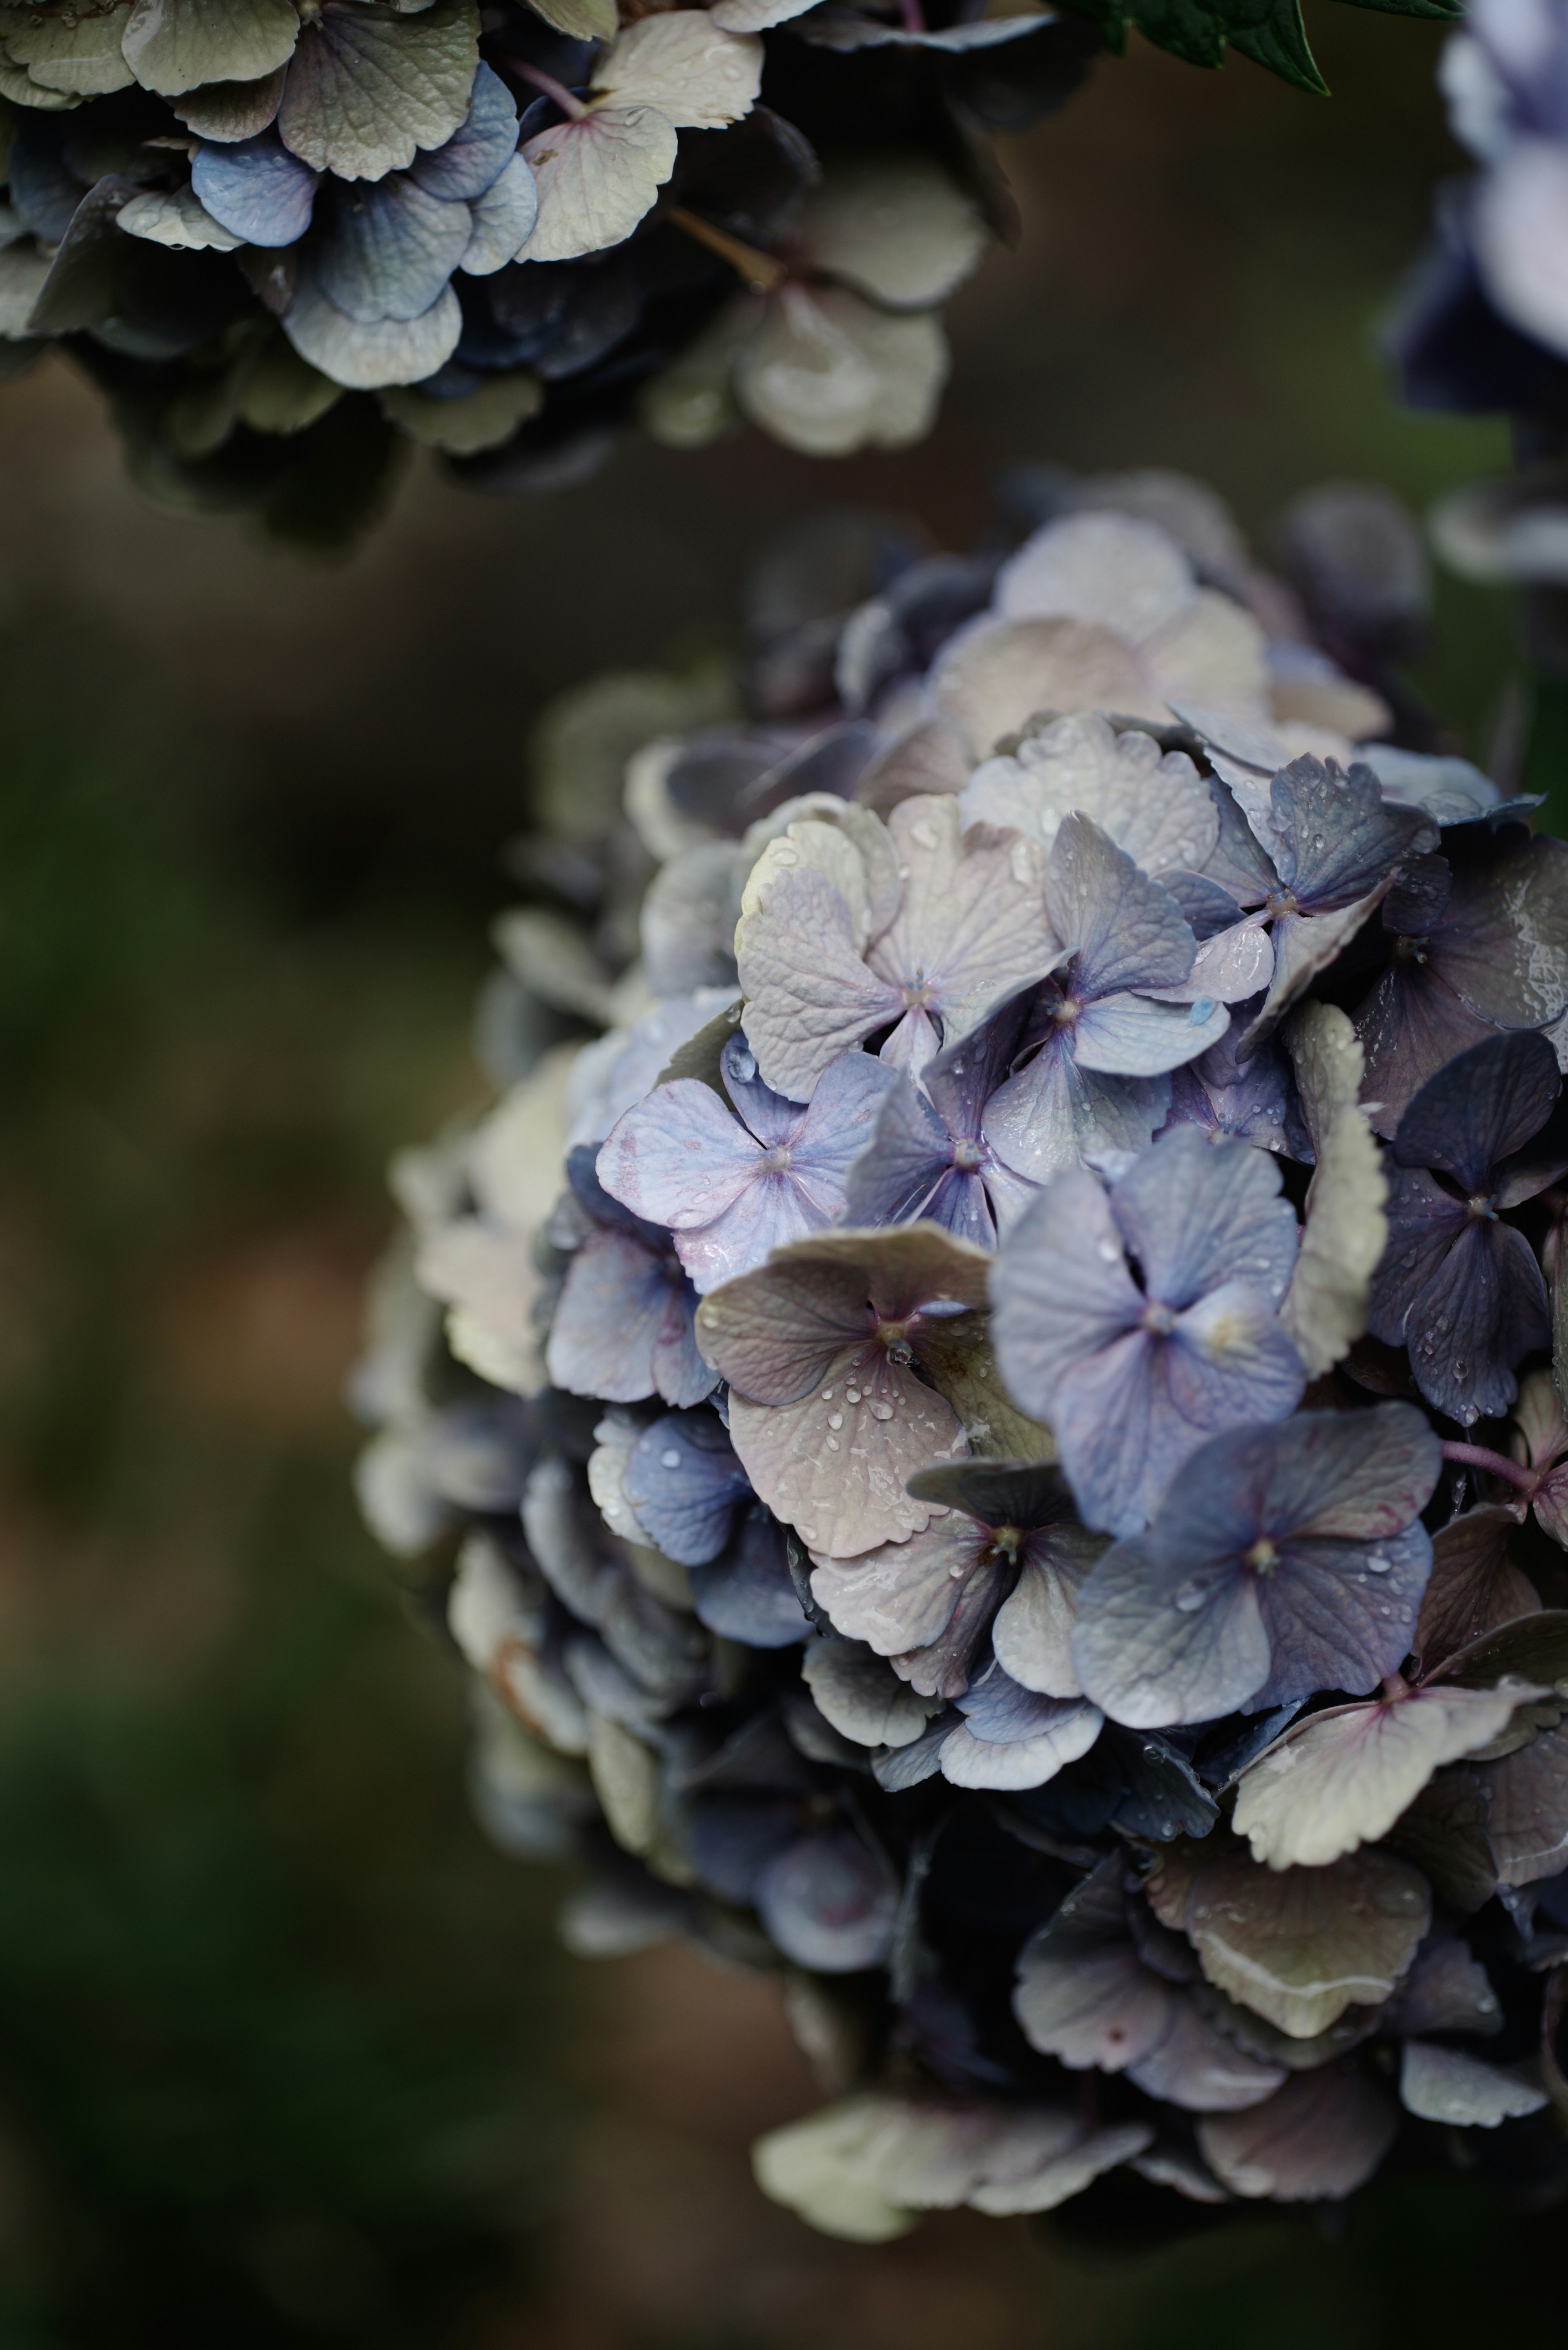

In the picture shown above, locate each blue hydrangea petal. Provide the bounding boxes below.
[1071,992,1231,1079]
[1071,1537,1271,1728]
[786,1048,902,1196]
[689,1512,810,1647]
[192,129,321,246]
[990,1526,1105,1699]
[547,1227,686,1402]
[1044,813,1198,999]
[673,1171,835,1295]
[1393,1030,1561,1192]
[316,170,472,325]
[1405,1219,1549,1425]
[925,984,1035,1135]
[459,154,539,276]
[1109,1128,1297,1312]
[1165,1281,1305,1438]
[719,1028,803,1146]
[649,1280,721,1408]
[623,1408,752,1563]
[891,1558,1011,1699]
[410,60,518,201]
[754,1825,899,1971]
[1250,1521,1434,1708]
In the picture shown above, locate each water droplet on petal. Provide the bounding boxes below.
[870,1400,894,1421]
[828,1411,844,1430]
[1174,1580,1206,1614]
[660,1448,681,1470]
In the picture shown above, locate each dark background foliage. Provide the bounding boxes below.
[0,13,1554,2341]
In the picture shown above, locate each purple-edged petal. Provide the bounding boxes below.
[736,865,906,1101]
[1165,1282,1306,1434]
[810,1514,980,1657]
[1110,1128,1298,1311]
[866,796,1060,1046]
[623,1409,752,1563]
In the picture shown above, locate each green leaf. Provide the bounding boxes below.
[1333,0,1460,20]
[1186,1847,1429,2038]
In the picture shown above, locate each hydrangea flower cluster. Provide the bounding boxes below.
[356,470,1568,2241]
[0,0,1447,530]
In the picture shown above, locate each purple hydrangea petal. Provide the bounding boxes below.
[623,1408,752,1563]
[956,1659,1092,1742]
[984,1035,1171,1182]
[1271,758,1436,913]
[1393,1030,1561,1190]
[1043,814,1198,999]
[938,1699,1103,1790]
[1071,1539,1271,1727]
[1109,1128,1298,1311]
[1071,992,1231,1079]
[649,1280,721,1407]
[1049,1325,1198,1538]
[678,1171,840,1296]
[1367,1166,1475,1345]
[991,1526,1107,1698]
[1164,1281,1306,1436]
[689,1794,803,1902]
[718,1028,804,1146]
[1250,1521,1434,1707]
[597,1079,764,1232]
[891,1557,1012,1697]
[1432,827,1568,1032]
[788,1048,903,1197]
[925,985,1036,1135]
[754,1824,899,1970]
[844,1072,953,1226]
[689,1511,811,1647]
[547,1228,691,1402]
[1404,1218,1549,1424]
[991,1169,1146,1413]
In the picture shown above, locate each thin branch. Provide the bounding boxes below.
[1441,1439,1539,1497]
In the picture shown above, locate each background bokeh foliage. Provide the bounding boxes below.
[0,9,1557,2342]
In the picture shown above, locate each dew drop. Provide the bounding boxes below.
[826,1435,840,1452]
[828,1411,844,1430]
[1174,1581,1206,1613]
[822,1387,835,1400]
[846,1388,862,1405]
[660,1448,681,1470]
[1096,1239,1120,1264]
[910,820,939,850]
[1365,1552,1390,1575]
[870,1400,894,1422]
[733,1049,757,1083]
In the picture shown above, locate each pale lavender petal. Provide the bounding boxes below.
[1165,1282,1305,1434]
[844,1072,950,1228]
[1049,1327,1203,1536]
[991,1170,1145,1417]
[869,796,1059,1042]
[1110,1128,1298,1311]
[790,1048,902,1195]
[650,1282,721,1407]
[755,1825,898,1971]
[720,1029,808,1147]
[809,1515,980,1655]
[597,1081,761,1231]
[984,1035,1171,1182]
[547,1229,686,1403]
[737,865,905,1099]
[675,1168,836,1295]
[1071,992,1231,1079]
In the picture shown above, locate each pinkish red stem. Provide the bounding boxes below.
[514,62,588,118]
[1441,1439,1539,1497]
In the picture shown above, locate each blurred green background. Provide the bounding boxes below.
[0,14,1550,2340]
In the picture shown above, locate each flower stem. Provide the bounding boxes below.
[514,62,588,119]
[668,205,787,291]
[1441,1439,1539,1497]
